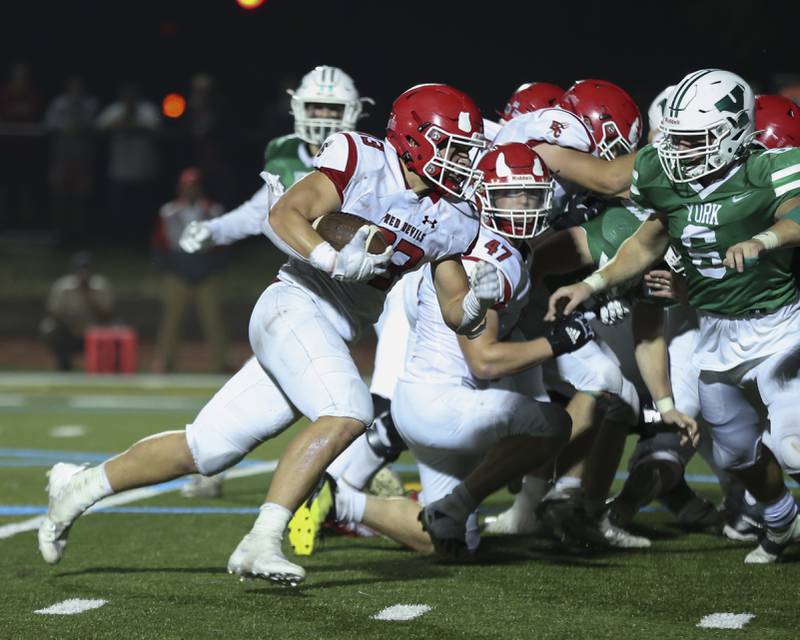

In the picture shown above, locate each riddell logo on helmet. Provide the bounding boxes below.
[549,121,568,137]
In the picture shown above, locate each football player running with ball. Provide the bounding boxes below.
[38,84,503,585]
[178,65,373,499]
[547,69,800,564]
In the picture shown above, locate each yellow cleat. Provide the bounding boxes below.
[288,474,335,556]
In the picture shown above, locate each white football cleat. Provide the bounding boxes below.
[38,463,88,564]
[483,508,543,535]
[600,516,652,549]
[227,532,305,586]
[744,514,800,564]
[180,474,224,499]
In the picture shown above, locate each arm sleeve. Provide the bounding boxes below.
[205,173,284,245]
[769,148,800,207]
[628,154,656,210]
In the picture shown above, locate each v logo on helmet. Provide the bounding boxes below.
[715,85,745,115]
[458,111,472,133]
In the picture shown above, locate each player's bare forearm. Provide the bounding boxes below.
[545,217,668,320]
[534,145,636,195]
[632,302,672,402]
[461,335,554,380]
[267,171,342,258]
[595,217,670,290]
[458,310,554,379]
[431,257,483,334]
[765,217,800,248]
[724,199,800,271]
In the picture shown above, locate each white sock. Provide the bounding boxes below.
[78,464,114,505]
[340,436,385,490]
[762,490,797,530]
[553,476,581,493]
[253,502,292,539]
[335,483,367,524]
[511,474,548,513]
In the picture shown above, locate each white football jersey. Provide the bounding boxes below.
[271,131,480,340]
[492,107,596,213]
[403,226,532,387]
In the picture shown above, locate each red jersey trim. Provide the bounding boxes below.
[315,133,358,203]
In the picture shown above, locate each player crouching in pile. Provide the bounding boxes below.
[293,143,597,556]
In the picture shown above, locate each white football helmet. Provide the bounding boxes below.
[647,85,675,143]
[288,66,373,146]
[658,69,754,183]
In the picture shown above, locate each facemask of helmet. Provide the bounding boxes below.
[657,69,754,183]
[288,65,373,146]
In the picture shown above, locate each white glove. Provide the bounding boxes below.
[459,261,504,335]
[598,298,631,326]
[179,221,213,253]
[309,225,393,282]
[469,260,504,308]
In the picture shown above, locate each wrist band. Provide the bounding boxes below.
[582,272,607,293]
[655,396,675,414]
[752,230,779,251]
[309,241,337,274]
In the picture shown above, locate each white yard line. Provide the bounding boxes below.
[35,599,107,615]
[0,372,227,390]
[697,613,755,629]
[371,604,432,621]
[0,459,277,540]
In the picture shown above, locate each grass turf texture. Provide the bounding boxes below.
[1,379,798,640]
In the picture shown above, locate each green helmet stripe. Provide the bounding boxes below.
[669,69,716,117]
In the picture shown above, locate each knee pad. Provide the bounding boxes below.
[185,423,246,477]
[777,434,800,473]
[630,430,694,470]
[712,436,762,472]
[365,407,408,463]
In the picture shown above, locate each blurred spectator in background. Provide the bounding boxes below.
[44,75,98,245]
[96,83,160,243]
[0,62,44,228]
[39,252,114,371]
[151,168,229,373]
[184,73,235,206]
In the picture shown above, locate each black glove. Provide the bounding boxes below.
[545,312,595,356]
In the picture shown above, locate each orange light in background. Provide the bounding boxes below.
[236,0,265,9]
[162,93,186,119]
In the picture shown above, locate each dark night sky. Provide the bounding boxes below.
[0,0,794,206]
[2,0,794,127]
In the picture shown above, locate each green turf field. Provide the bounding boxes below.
[1,376,798,639]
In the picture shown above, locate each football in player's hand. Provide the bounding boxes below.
[312,212,389,254]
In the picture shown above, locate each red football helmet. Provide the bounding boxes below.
[558,79,642,160]
[386,84,486,200]
[501,82,564,122]
[754,94,800,149]
[476,143,554,239]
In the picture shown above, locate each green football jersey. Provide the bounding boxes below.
[263,134,314,189]
[630,144,800,316]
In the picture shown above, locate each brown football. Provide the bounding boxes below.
[312,212,389,254]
